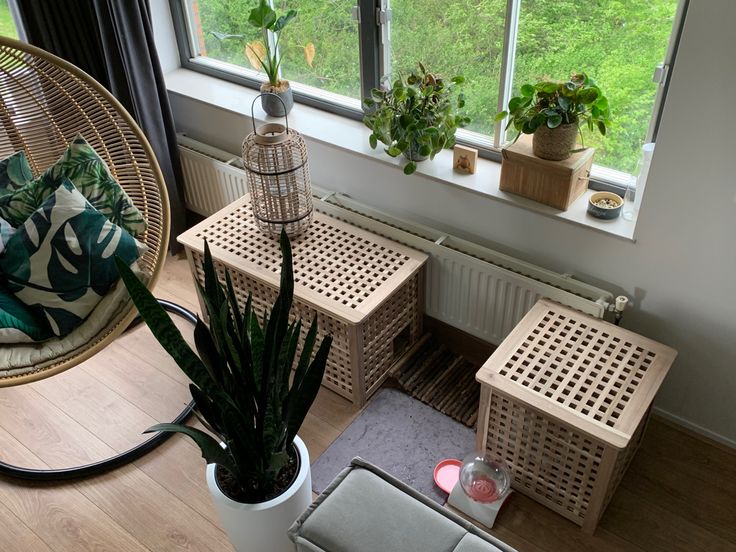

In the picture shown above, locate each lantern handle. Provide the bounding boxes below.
[251,93,290,135]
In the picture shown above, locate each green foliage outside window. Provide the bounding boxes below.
[193,0,677,174]
[0,0,18,39]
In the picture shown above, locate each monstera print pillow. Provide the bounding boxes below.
[0,135,146,237]
[0,178,143,338]
[0,282,53,343]
[0,151,33,197]
[0,216,13,254]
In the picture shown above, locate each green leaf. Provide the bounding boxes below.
[369,134,378,149]
[536,81,559,94]
[419,144,432,156]
[403,161,417,175]
[547,114,563,128]
[451,76,465,84]
[520,84,534,97]
[386,146,401,157]
[597,120,607,136]
[494,111,508,123]
[529,113,546,131]
[285,335,332,444]
[273,10,297,32]
[578,87,599,104]
[370,88,385,102]
[508,96,524,113]
[115,257,214,395]
[145,423,239,477]
[248,0,276,29]
[194,317,224,385]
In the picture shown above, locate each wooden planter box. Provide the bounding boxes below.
[475,300,676,533]
[499,135,594,210]
[178,195,427,406]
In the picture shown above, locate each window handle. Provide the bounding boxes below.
[376,6,393,25]
[652,63,669,85]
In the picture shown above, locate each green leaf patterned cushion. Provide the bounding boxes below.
[0,178,144,338]
[0,281,53,343]
[0,151,33,197]
[0,135,147,237]
[0,216,13,255]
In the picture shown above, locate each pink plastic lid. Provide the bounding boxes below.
[433,459,462,494]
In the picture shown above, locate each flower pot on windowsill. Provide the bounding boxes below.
[206,436,312,552]
[532,122,579,161]
[403,140,429,163]
[260,81,294,117]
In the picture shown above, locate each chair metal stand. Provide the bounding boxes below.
[0,300,197,481]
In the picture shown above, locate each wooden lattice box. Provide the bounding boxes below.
[178,195,427,406]
[475,299,676,533]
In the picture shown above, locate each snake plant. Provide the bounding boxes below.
[115,229,332,501]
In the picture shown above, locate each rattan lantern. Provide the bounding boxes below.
[242,94,313,237]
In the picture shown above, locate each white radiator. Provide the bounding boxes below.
[178,135,248,217]
[177,134,614,345]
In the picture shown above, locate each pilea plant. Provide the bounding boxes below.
[363,63,470,175]
[496,73,611,144]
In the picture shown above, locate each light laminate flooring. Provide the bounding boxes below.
[0,254,733,552]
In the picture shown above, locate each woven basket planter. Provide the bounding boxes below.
[532,122,579,161]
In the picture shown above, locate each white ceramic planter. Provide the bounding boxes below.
[206,436,311,552]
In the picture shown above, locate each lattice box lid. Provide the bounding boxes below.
[476,299,677,449]
[177,195,427,324]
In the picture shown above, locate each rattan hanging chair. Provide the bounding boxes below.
[0,37,194,479]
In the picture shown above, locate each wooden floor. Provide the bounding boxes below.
[0,254,733,552]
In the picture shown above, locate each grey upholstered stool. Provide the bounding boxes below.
[288,458,517,552]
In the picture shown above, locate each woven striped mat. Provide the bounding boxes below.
[392,334,481,428]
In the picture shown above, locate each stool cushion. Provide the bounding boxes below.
[289,458,515,552]
[454,534,503,552]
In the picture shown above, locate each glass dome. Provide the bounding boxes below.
[458,452,511,503]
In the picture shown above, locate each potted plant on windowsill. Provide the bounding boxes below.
[245,0,315,117]
[115,230,332,552]
[496,73,610,161]
[363,63,470,175]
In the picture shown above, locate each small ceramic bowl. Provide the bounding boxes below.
[588,191,623,220]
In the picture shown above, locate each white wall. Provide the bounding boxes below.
[154,0,736,445]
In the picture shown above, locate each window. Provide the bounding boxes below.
[0,0,18,39]
[172,0,685,180]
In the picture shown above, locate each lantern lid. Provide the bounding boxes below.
[254,123,288,145]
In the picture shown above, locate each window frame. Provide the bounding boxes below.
[169,0,689,192]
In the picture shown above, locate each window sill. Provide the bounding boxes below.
[165,68,637,241]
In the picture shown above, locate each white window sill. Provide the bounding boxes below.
[165,68,637,241]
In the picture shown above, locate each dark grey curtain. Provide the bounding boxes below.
[16,0,186,254]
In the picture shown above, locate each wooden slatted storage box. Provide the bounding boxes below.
[178,195,427,406]
[475,299,676,533]
[499,135,594,210]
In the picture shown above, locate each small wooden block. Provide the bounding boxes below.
[453,145,478,174]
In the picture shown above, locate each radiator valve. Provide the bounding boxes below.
[614,295,628,325]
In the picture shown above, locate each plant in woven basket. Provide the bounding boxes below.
[496,73,611,160]
[244,0,315,90]
[115,229,332,502]
[363,63,470,175]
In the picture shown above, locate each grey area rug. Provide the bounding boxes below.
[311,387,475,504]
